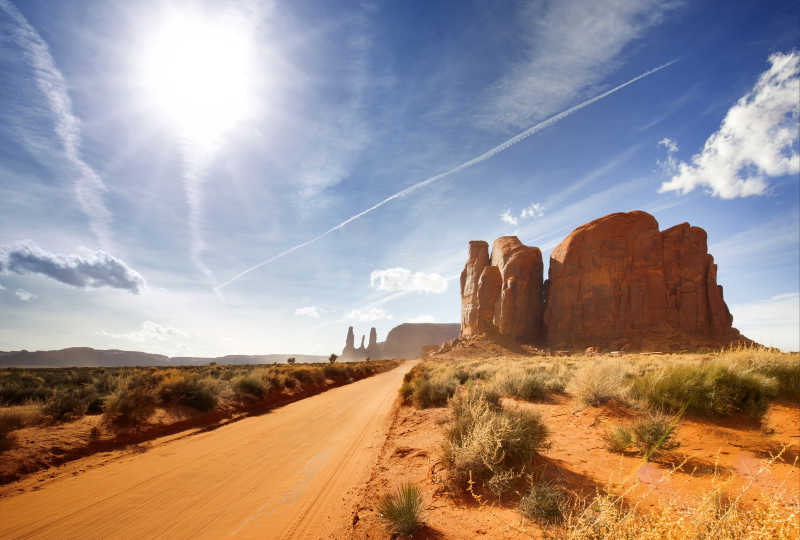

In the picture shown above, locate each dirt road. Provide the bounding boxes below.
[0,361,415,539]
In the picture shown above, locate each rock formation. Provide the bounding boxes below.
[341,326,357,359]
[339,323,460,360]
[366,327,381,358]
[460,211,748,351]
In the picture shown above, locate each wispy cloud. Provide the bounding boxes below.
[15,288,35,301]
[344,306,391,322]
[659,51,799,198]
[0,0,112,248]
[500,209,519,226]
[295,305,321,318]
[0,241,146,293]
[481,0,677,130]
[101,320,188,343]
[370,268,448,294]
[731,292,799,351]
[408,314,435,324]
[215,61,676,291]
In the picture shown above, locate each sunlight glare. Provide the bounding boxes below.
[139,12,255,144]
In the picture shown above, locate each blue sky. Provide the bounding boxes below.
[0,0,798,355]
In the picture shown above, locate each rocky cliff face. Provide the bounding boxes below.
[339,323,460,360]
[460,211,747,351]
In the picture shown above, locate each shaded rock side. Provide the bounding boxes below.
[366,327,382,358]
[380,323,461,359]
[544,211,744,350]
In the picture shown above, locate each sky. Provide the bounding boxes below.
[0,0,798,356]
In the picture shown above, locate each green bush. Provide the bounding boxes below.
[518,483,566,524]
[630,364,777,417]
[569,360,629,406]
[412,376,457,408]
[376,483,423,535]
[233,376,268,400]
[43,388,95,420]
[495,370,546,401]
[631,413,678,458]
[104,381,157,424]
[603,425,633,453]
[159,376,218,411]
[755,361,800,402]
[444,388,549,494]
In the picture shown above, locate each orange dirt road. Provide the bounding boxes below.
[0,361,415,539]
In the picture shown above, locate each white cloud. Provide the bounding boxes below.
[0,241,146,294]
[658,137,678,153]
[370,267,448,294]
[0,0,112,247]
[101,321,189,344]
[15,289,35,301]
[408,314,435,323]
[520,202,544,219]
[0,283,5,291]
[731,293,799,352]
[482,0,675,130]
[344,306,392,322]
[500,209,519,226]
[295,306,321,318]
[659,51,799,198]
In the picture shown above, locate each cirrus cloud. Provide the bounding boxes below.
[294,306,321,318]
[15,288,35,301]
[659,51,799,199]
[0,241,146,294]
[344,306,391,322]
[370,267,448,294]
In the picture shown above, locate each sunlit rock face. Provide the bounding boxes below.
[339,323,460,360]
[460,211,748,351]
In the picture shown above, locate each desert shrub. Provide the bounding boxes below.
[0,373,50,405]
[104,379,157,423]
[0,409,27,450]
[323,364,348,382]
[43,388,96,420]
[400,381,414,403]
[233,375,268,400]
[569,359,630,406]
[494,369,546,401]
[630,363,777,417]
[158,376,218,411]
[377,483,423,535]
[603,425,634,453]
[292,367,324,387]
[444,388,548,494]
[412,376,457,408]
[755,361,800,402]
[631,413,677,457]
[519,483,566,524]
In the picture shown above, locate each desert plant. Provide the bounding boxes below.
[444,388,549,493]
[376,483,424,535]
[328,353,337,363]
[631,413,678,457]
[0,409,30,451]
[43,388,95,420]
[232,375,268,400]
[630,363,777,417]
[158,376,218,411]
[287,357,296,365]
[103,380,157,423]
[569,359,630,406]
[518,483,566,524]
[494,369,546,401]
[603,424,634,453]
[412,376,457,408]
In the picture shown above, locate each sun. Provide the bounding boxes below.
[138,11,255,144]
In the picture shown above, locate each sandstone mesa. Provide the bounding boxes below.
[460,210,749,351]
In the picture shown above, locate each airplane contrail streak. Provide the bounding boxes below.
[215,60,677,292]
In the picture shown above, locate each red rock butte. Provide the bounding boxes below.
[460,210,750,351]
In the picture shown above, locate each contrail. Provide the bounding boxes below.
[215,60,677,292]
[1,0,112,249]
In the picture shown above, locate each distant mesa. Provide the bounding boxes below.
[340,323,460,361]
[460,210,751,351]
[0,348,328,368]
